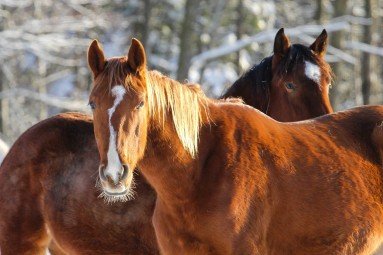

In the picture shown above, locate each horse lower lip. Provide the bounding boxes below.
[104,190,128,196]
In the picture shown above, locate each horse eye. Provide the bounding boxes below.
[89,101,96,110]
[285,83,296,91]
[136,101,144,110]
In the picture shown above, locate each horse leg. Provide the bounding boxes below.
[0,164,50,255]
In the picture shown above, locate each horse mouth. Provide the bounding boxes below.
[96,179,136,204]
[104,189,129,196]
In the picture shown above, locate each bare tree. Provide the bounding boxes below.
[176,0,201,81]
[1,0,383,145]
[361,0,373,104]
[0,0,122,143]
[133,0,153,49]
[330,0,349,110]
[235,0,244,74]
[314,0,324,23]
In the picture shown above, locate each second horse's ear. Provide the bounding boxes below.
[272,28,291,71]
[128,38,146,73]
[88,40,107,78]
[310,29,328,58]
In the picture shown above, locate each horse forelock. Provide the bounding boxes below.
[145,70,209,158]
[95,57,148,94]
[92,58,128,97]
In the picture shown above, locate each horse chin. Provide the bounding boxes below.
[96,179,136,204]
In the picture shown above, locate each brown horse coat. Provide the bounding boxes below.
[89,38,383,255]
[0,113,158,255]
[143,104,383,255]
[0,28,333,255]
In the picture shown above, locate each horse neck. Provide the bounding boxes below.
[139,97,275,204]
[221,58,272,114]
[138,76,211,204]
[138,112,208,206]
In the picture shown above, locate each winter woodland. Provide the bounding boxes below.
[0,0,382,148]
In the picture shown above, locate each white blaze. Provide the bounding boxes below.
[304,61,321,84]
[105,85,126,184]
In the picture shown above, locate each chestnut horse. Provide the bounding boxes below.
[0,29,333,254]
[90,38,383,255]
[0,113,158,255]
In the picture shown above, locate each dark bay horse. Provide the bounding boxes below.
[89,38,383,255]
[0,29,333,254]
[221,28,333,120]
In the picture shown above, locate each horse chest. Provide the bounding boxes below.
[152,198,243,255]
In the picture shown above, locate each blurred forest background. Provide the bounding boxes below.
[0,0,382,147]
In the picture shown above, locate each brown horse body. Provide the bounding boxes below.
[0,29,333,254]
[0,113,157,255]
[144,103,383,255]
[89,39,383,255]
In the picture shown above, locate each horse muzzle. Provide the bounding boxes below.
[97,164,136,203]
[98,164,132,193]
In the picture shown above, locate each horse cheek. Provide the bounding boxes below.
[94,115,110,164]
[137,117,148,160]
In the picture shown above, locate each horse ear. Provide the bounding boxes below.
[310,29,328,58]
[272,28,291,70]
[128,38,146,73]
[88,40,106,78]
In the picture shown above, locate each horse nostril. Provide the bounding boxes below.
[99,164,108,182]
[120,164,129,181]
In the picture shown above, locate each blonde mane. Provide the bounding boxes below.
[145,70,208,158]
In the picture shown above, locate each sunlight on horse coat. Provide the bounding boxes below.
[89,38,383,255]
[0,29,335,255]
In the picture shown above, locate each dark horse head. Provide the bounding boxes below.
[221,28,333,122]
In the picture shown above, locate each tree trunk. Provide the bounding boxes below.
[235,0,244,74]
[176,0,200,82]
[314,0,324,23]
[197,0,227,85]
[131,0,152,56]
[361,0,372,104]
[34,0,48,119]
[330,0,348,110]
[141,0,152,48]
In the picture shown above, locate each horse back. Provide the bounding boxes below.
[267,105,383,254]
[207,103,383,254]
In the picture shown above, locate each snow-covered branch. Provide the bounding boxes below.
[0,0,33,8]
[345,41,383,57]
[190,21,351,69]
[297,34,356,64]
[330,15,372,26]
[0,88,89,112]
